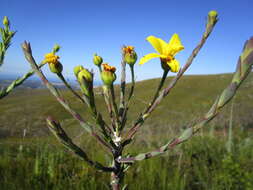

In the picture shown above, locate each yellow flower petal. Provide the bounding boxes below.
[166,33,184,56]
[139,53,163,65]
[146,36,168,54]
[167,59,180,73]
[44,52,60,64]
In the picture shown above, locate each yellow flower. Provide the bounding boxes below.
[139,33,184,72]
[44,52,60,64]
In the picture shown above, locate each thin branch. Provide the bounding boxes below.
[0,62,46,99]
[120,65,138,130]
[143,69,168,113]
[110,84,120,129]
[103,85,117,131]
[118,56,126,121]
[47,116,114,172]
[57,72,85,103]
[127,65,136,102]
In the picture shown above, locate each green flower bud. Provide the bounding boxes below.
[49,61,63,74]
[53,44,60,53]
[125,51,137,66]
[123,46,137,66]
[77,68,93,96]
[77,69,93,83]
[73,65,84,77]
[3,16,9,27]
[208,10,218,24]
[101,70,116,86]
[208,10,218,18]
[101,63,116,86]
[93,53,103,66]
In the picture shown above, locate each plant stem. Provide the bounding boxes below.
[127,65,135,102]
[111,172,121,190]
[119,65,136,131]
[110,84,119,118]
[144,69,168,113]
[103,85,117,131]
[119,58,126,121]
[0,62,46,99]
[110,84,121,133]
[111,146,124,190]
[57,73,85,103]
[121,65,154,131]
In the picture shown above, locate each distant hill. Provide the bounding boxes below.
[0,75,102,90]
[1,73,253,138]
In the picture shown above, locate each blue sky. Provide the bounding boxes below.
[1,0,253,82]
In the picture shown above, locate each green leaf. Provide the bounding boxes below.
[178,128,193,142]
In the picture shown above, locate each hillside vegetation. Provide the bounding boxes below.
[1,73,253,139]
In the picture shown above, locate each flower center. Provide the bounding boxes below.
[44,53,60,64]
[161,55,174,63]
[123,46,134,54]
[102,63,116,73]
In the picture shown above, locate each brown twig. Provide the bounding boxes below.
[46,116,114,172]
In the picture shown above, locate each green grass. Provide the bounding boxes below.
[0,132,253,190]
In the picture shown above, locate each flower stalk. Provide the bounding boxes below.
[118,55,127,123]
[57,72,85,103]
[120,65,136,130]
